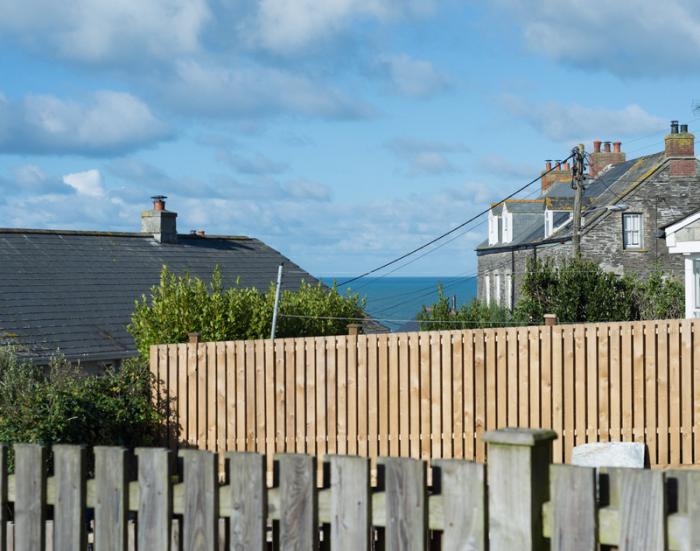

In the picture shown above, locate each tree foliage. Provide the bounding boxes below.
[128,266,366,358]
[0,348,168,456]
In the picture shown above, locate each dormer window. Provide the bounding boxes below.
[502,211,513,243]
[545,209,571,238]
[488,212,500,245]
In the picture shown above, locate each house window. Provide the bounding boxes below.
[502,214,512,243]
[623,213,643,249]
[488,214,500,245]
[484,274,490,305]
[494,272,501,306]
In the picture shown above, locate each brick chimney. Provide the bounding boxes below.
[665,120,696,177]
[141,195,178,243]
[541,159,573,192]
[589,139,626,178]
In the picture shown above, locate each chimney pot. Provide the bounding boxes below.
[681,124,689,133]
[593,140,602,153]
[151,195,167,211]
[142,196,177,243]
[545,160,552,171]
[671,120,679,134]
[613,141,621,153]
[603,142,611,152]
[563,161,570,171]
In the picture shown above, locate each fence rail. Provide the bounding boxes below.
[0,430,699,550]
[151,319,700,473]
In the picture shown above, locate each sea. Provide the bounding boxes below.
[319,276,477,332]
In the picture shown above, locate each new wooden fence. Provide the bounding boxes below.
[2,429,700,550]
[151,319,700,473]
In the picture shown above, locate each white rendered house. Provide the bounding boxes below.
[665,210,700,318]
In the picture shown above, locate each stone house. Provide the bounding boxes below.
[476,121,700,310]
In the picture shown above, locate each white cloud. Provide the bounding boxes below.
[387,137,469,176]
[62,170,105,197]
[378,54,449,98]
[502,96,666,142]
[478,155,538,180]
[0,0,209,63]
[494,0,700,76]
[161,60,372,119]
[246,0,436,53]
[217,151,289,175]
[0,91,170,156]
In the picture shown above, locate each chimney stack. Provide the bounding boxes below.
[541,158,573,193]
[141,195,178,243]
[665,120,695,177]
[589,139,626,178]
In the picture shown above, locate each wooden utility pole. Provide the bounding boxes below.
[571,144,586,257]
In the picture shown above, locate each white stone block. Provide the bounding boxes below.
[571,442,646,468]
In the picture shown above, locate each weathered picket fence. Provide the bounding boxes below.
[2,429,700,549]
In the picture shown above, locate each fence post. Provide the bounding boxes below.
[482,428,556,551]
[347,324,363,336]
[544,314,557,326]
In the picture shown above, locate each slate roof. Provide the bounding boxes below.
[0,229,320,363]
[477,152,668,252]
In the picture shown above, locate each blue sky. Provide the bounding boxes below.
[1,0,699,276]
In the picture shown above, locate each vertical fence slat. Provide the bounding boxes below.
[398,334,410,457]
[245,341,256,452]
[669,322,681,464]
[15,444,45,551]
[610,325,622,444]
[255,340,266,457]
[199,343,209,451]
[235,341,246,451]
[178,343,188,446]
[217,342,228,471]
[442,332,454,457]
[94,446,128,551]
[617,469,665,550]
[180,450,219,551]
[434,459,486,551]
[485,329,496,436]
[229,453,266,550]
[586,326,598,444]
[633,324,645,446]
[295,338,306,454]
[168,345,179,448]
[518,327,530,427]
[337,336,348,456]
[496,329,507,429]
[451,332,463,459]
[430,332,442,459]
[409,333,421,459]
[330,456,370,551]
[574,325,586,447]
[657,322,669,465]
[550,465,596,551]
[280,454,318,549]
[379,334,390,458]
[529,327,541,429]
[390,335,401,457]
[383,457,427,551]
[136,448,171,551]
[552,326,563,462]
[598,325,610,443]
[563,326,575,462]
[507,328,518,428]
[681,320,692,464]
[419,333,432,461]
[284,339,295,454]
[645,323,657,462]
[274,340,285,455]
[621,324,633,443]
[541,326,552,432]
[357,335,368,458]
[188,343,198,447]
[347,334,358,457]
[315,337,327,471]
[368,335,378,463]
[474,330,486,462]
[327,336,338,457]
[226,342,236,454]
[54,445,87,551]
[463,331,475,461]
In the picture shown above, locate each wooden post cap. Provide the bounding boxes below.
[347,323,362,336]
[544,314,557,326]
[482,427,557,447]
[188,332,200,344]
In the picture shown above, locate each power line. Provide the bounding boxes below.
[337,151,575,289]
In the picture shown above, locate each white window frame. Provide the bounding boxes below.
[494,271,501,306]
[484,274,490,305]
[505,272,512,309]
[544,210,553,238]
[502,212,513,243]
[623,213,643,249]
[488,212,500,245]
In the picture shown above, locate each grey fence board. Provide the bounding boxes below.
[180,450,219,551]
[136,448,172,551]
[329,455,370,551]
[280,454,318,550]
[0,445,6,551]
[228,452,266,551]
[54,445,87,550]
[14,444,46,551]
[94,446,128,551]
[550,465,596,551]
[433,459,486,551]
[383,457,427,551]
[617,468,665,551]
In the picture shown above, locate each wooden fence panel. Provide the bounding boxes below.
[151,319,700,471]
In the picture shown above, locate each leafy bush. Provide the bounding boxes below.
[129,266,366,358]
[515,257,684,323]
[417,286,516,330]
[0,347,168,454]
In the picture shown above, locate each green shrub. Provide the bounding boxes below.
[0,348,168,454]
[129,266,366,358]
[417,286,516,330]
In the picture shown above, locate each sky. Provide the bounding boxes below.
[1,0,699,277]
